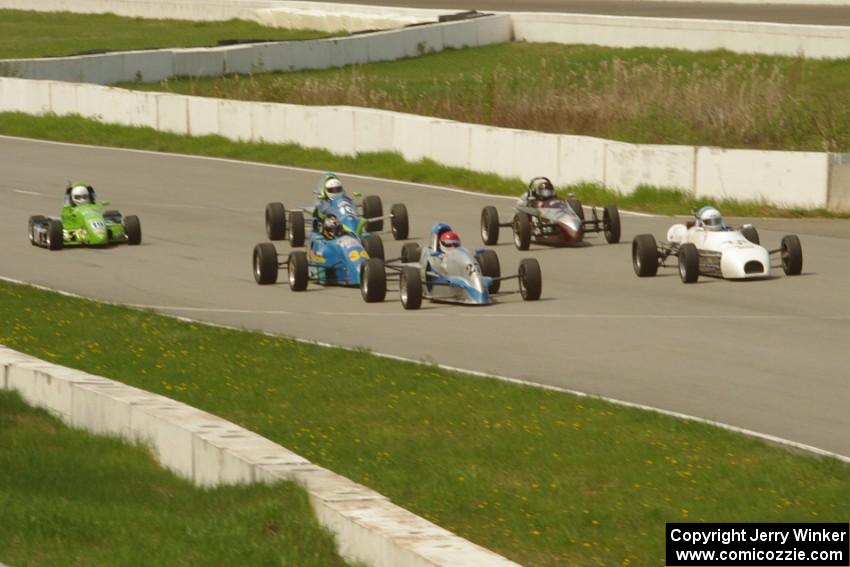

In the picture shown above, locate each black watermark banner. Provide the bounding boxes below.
[666,523,849,566]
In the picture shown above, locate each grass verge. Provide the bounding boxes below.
[1,280,849,567]
[0,388,351,567]
[123,42,850,152]
[1,111,846,219]
[0,9,336,60]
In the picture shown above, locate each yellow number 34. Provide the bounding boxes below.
[348,250,368,262]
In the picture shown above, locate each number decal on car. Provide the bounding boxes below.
[348,250,367,262]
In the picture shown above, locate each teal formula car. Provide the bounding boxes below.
[28,184,141,250]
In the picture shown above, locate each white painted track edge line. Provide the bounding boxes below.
[2,274,847,464]
[0,134,655,216]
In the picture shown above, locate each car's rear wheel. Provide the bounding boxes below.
[401,242,421,263]
[567,198,585,221]
[390,203,409,240]
[632,234,658,277]
[28,215,45,246]
[603,205,621,244]
[476,249,501,294]
[481,206,500,245]
[362,195,383,232]
[253,243,278,285]
[400,267,422,310]
[288,251,308,291]
[781,234,803,275]
[47,220,63,251]
[519,258,542,301]
[360,258,387,303]
[287,211,305,247]
[513,212,531,251]
[741,225,760,245]
[124,215,142,245]
[678,243,699,283]
[362,234,385,260]
[266,202,286,241]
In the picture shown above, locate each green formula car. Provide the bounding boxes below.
[28,184,141,250]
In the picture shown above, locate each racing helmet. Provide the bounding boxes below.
[529,177,555,200]
[439,230,461,249]
[698,206,725,231]
[70,185,91,206]
[324,177,344,197]
[322,215,341,238]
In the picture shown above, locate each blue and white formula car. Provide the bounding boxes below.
[367,223,542,309]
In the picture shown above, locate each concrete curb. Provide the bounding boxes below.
[0,345,520,567]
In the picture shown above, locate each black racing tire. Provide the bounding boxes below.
[632,234,658,277]
[781,234,803,276]
[390,203,409,240]
[476,249,501,294]
[400,266,422,310]
[287,210,305,247]
[401,242,421,263]
[287,251,308,291]
[266,202,286,241]
[360,258,387,303]
[362,195,383,232]
[741,225,760,245]
[481,206,500,245]
[603,205,621,244]
[253,242,278,285]
[567,198,585,221]
[362,234,385,260]
[519,258,542,301]
[28,215,46,246]
[513,212,531,251]
[124,215,142,245]
[47,219,63,251]
[678,243,700,283]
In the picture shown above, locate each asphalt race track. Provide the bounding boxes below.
[2,135,849,457]
[314,0,850,26]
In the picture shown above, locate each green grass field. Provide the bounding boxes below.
[124,42,850,152]
[2,280,848,567]
[0,9,335,60]
[0,388,351,567]
[2,112,846,219]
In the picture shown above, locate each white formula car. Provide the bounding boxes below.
[632,207,803,283]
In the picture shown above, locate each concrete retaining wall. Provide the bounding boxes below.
[0,0,449,31]
[0,15,512,85]
[828,154,850,211]
[0,76,835,207]
[510,12,850,59]
[0,345,519,567]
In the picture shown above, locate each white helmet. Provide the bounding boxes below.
[698,206,724,231]
[529,177,555,200]
[70,185,91,206]
[324,177,344,196]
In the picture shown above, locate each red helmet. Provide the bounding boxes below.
[439,231,461,248]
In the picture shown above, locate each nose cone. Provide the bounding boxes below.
[87,222,108,245]
[558,218,584,243]
[470,274,491,304]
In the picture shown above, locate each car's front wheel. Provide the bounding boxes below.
[781,235,803,275]
[253,243,278,285]
[400,267,422,310]
[678,243,699,283]
[632,234,658,277]
[125,215,142,245]
[47,220,63,251]
[360,258,386,303]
